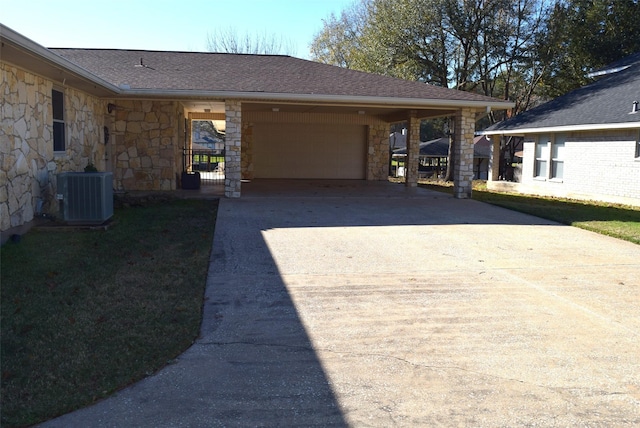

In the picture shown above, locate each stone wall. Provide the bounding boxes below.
[1,62,106,235]
[113,100,181,191]
[241,122,254,180]
[453,108,476,198]
[367,124,391,180]
[225,100,242,198]
[405,114,420,187]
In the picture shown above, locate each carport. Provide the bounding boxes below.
[184,95,512,199]
[167,52,512,199]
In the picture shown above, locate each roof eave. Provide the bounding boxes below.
[118,88,515,110]
[1,23,121,94]
[481,121,640,136]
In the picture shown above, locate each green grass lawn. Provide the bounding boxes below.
[1,198,218,427]
[419,180,640,245]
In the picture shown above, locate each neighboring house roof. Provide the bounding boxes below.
[393,136,489,158]
[484,56,640,135]
[473,135,491,158]
[389,132,406,150]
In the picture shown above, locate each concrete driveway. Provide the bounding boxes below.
[42,181,640,427]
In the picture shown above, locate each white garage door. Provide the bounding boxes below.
[253,123,366,179]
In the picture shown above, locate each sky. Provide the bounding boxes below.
[0,0,353,59]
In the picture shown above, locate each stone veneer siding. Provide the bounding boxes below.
[1,62,106,234]
[367,123,390,180]
[241,122,254,180]
[405,114,420,187]
[113,100,183,191]
[225,100,242,198]
[453,108,476,198]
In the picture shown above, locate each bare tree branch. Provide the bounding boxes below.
[206,27,297,56]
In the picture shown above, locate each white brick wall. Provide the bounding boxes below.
[518,130,640,205]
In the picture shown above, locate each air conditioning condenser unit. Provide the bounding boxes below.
[57,172,114,224]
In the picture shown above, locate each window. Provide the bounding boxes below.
[534,135,549,178]
[551,134,565,179]
[52,89,65,152]
[636,131,640,159]
[535,134,565,180]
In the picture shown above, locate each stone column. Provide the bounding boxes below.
[405,112,420,188]
[488,135,500,182]
[225,100,242,198]
[453,108,475,198]
[241,122,254,180]
[366,123,390,180]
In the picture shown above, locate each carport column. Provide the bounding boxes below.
[225,100,242,198]
[453,108,475,198]
[488,135,500,182]
[405,112,420,188]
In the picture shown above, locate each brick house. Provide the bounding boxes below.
[483,54,640,206]
[1,24,512,240]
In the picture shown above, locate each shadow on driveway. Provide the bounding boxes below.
[41,181,640,426]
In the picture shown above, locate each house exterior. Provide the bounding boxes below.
[484,54,640,206]
[1,23,512,240]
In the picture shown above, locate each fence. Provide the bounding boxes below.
[183,148,225,185]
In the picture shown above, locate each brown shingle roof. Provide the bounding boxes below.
[50,48,503,104]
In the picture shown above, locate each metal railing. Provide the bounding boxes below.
[183,149,225,185]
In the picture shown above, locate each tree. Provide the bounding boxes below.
[537,0,640,98]
[311,0,549,180]
[311,0,638,181]
[359,0,451,84]
[310,1,368,68]
[311,0,548,107]
[206,27,297,56]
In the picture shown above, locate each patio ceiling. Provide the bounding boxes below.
[182,100,456,122]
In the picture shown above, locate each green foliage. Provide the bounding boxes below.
[420,118,449,141]
[311,0,551,120]
[311,0,639,118]
[361,0,450,84]
[1,199,218,427]
[310,1,368,68]
[537,0,640,98]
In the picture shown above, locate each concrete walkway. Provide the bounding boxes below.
[41,181,640,427]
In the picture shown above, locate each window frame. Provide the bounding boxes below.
[534,134,549,179]
[550,134,565,181]
[534,133,565,181]
[52,88,66,153]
